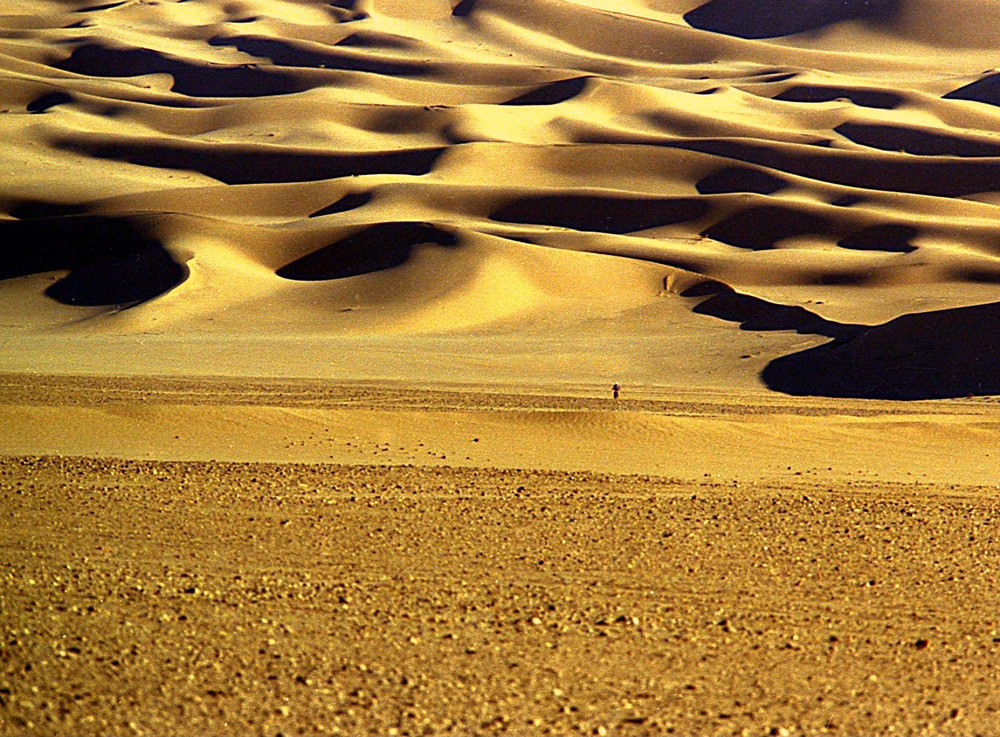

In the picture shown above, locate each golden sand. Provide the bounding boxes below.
[4,0,1000,733]
[4,0,1000,396]
[3,377,1000,735]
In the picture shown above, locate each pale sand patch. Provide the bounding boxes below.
[3,374,999,485]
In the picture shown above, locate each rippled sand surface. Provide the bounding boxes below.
[5,0,1000,396]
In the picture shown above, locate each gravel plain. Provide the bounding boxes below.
[3,455,1000,736]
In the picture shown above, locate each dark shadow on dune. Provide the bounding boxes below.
[951,267,1000,284]
[835,122,1000,157]
[27,91,74,113]
[695,166,788,195]
[504,77,591,106]
[682,280,863,339]
[54,138,447,184]
[701,205,828,250]
[762,301,1000,399]
[365,107,439,135]
[662,138,1000,198]
[491,195,709,234]
[452,0,477,17]
[838,223,917,253]
[679,280,1000,399]
[0,215,185,306]
[774,85,903,109]
[830,194,867,207]
[277,222,457,280]
[326,0,366,22]
[684,0,901,39]
[944,73,1000,107]
[755,72,798,83]
[208,35,432,76]
[336,32,414,50]
[53,43,309,97]
[309,192,373,218]
[9,200,89,219]
[680,274,1000,399]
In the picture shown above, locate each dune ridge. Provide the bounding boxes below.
[4,0,1000,396]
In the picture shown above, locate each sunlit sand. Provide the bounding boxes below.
[3,0,1000,734]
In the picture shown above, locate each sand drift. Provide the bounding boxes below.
[4,0,1000,397]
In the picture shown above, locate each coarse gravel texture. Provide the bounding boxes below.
[3,456,1000,736]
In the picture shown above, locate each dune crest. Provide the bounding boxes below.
[4,0,1000,396]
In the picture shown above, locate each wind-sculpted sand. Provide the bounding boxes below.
[6,0,1000,395]
[5,2,1000,735]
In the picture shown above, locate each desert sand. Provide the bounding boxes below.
[4,377,1000,736]
[6,0,1000,396]
[4,0,1000,734]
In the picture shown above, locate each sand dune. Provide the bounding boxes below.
[4,0,1000,396]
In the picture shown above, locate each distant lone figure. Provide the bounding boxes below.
[612,383,620,400]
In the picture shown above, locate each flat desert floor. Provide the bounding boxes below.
[3,375,1000,736]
